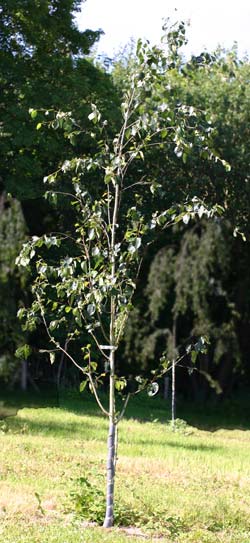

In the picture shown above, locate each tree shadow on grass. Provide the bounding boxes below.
[0,385,59,411]
[0,402,19,420]
[5,414,107,440]
[167,440,224,452]
[2,387,250,433]
[123,393,250,432]
[0,386,108,416]
[3,411,224,454]
[123,435,224,453]
[178,402,250,433]
[0,387,108,438]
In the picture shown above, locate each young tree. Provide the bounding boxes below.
[17,22,226,527]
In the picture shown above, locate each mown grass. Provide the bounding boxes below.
[0,391,250,542]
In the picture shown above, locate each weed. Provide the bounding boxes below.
[0,422,8,433]
[69,469,141,527]
[69,470,188,536]
[34,491,45,515]
[69,473,105,524]
[169,418,194,434]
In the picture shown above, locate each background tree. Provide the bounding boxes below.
[116,45,250,397]
[0,194,28,385]
[0,0,119,212]
[129,220,238,401]
[0,0,122,384]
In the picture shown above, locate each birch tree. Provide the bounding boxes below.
[16,22,227,527]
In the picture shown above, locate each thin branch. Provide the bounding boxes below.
[132,353,187,397]
[48,190,83,204]
[96,309,110,343]
[100,219,111,251]
[37,296,86,372]
[107,185,111,228]
[37,296,109,416]
[116,393,131,423]
[89,330,110,361]
[121,176,147,192]
[135,257,143,281]
[88,370,109,417]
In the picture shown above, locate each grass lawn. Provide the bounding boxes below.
[0,391,250,542]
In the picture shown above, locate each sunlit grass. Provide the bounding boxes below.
[0,392,250,542]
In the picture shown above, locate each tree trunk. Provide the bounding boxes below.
[172,361,175,424]
[103,181,120,527]
[103,343,117,527]
[103,417,116,527]
[171,318,177,425]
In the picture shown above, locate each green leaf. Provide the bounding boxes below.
[88,111,96,121]
[49,320,58,331]
[19,256,30,267]
[88,228,95,240]
[15,344,32,360]
[17,308,26,320]
[182,213,190,225]
[128,244,136,254]
[80,380,87,393]
[134,237,141,249]
[36,122,42,130]
[92,246,100,257]
[29,108,37,119]
[49,352,56,365]
[191,351,198,364]
[128,238,141,254]
[114,378,127,391]
[87,304,95,316]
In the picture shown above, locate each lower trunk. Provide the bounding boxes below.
[172,361,176,423]
[103,418,116,528]
[171,318,177,424]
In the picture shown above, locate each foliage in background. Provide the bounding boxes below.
[123,220,240,400]
[0,195,27,381]
[115,45,250,396]
[0,0,120,382]
[0,0,119,212]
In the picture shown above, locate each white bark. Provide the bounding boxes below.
[171,319,177,425]
[103,416,116,527]
[103,181,120,527]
